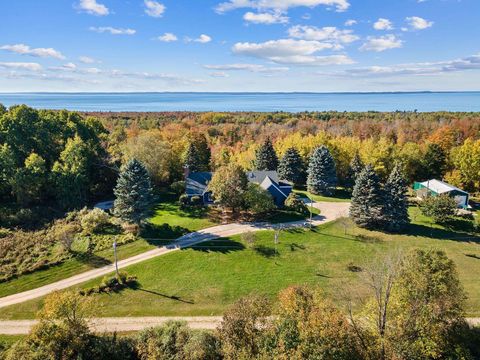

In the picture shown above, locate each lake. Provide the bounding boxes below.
[1,92,480,112]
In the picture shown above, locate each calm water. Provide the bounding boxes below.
[1,92,480,112]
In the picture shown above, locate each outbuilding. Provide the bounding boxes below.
[413,179,469,209]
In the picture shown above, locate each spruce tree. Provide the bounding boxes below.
[278,147,305,185]
[383,163,410,232]
[307,146,337,196]
[192,134,211,171]
[347,152,364,189]
[350,165,385,230]
[114,159,154,225]
[183,143,202,172]
[422,143,447,180]
[255,138,279,171]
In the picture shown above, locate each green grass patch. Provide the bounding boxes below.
[2,208,479,319]
[294,189,351,203]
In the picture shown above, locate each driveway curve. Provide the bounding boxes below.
[0,202,350,310]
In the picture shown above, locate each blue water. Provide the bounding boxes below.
[0,92,479,112]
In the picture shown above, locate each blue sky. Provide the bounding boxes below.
[1,0,479,92]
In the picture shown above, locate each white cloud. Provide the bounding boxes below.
[360,34,403,52]
[232,39,354,65]
[144,0,166,17]
[109,69,203,85]
[344,19,357,26]
[243,11,289,24]
[215,0,350,13]
[186,34,212,43]
[204,63,289,73]
[405,16,433,30]
[0,62,43,71]
[157,33,178,42]
[79,56,99,64]
[89,27,136,35]
[326,53,480,78]
[77,0,109,16]
[287,25,359,46]
[0,44,65,59]
[373,18,393,31]
[209,71,230,77]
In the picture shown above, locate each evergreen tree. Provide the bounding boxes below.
[421,143,447,180]
[307,146,337,196]
[278,147,305,185]
[255,138,279,171]
[350,165,385,230]
[191,133,211,171]
[347,152,364,190]
[383,163,410,232]
[183,143,202,172]
[114,159,154,225]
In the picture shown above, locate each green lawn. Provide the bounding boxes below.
[294,189,351,203]
[1,208,478,319]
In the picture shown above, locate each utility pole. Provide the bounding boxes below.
[113,237,119,276]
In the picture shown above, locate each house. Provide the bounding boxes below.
[185,170,293,207]
[413,179,469,208]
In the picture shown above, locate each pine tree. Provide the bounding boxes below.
[183,143,203,172]
[383,163,410,232]
[114,159,154,225]
[422,143,447,180]
[192,134,211,171]
[278,147,305,185]
[255,138,279,171]
[350,165,385,230]
[307,146,337,196]
[347,152,364,190]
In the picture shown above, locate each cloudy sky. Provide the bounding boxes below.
[1,0,479,92]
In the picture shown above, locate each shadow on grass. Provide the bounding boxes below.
[137,288,195,304]
[187,239,245,254]
[254,245,278,258]
[75,252,111,268]
[466,253,480,260]
[406,223,480,243]
[141,223,189,244]
[289,243,306,251]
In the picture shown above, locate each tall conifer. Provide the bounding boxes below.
[307,146,337,196]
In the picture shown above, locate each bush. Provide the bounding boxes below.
[80,271,137,295]
[191,195,204,207]
[170,180,186,195]
[420,195,458,223]
[179,194,190,207]
[48,220,82,252]
[80,208,111,234]
[285,193,310,216]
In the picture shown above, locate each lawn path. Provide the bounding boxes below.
[0,202,350,310]
[0,316,477,334]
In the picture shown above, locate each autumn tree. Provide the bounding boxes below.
[208,163,248,213]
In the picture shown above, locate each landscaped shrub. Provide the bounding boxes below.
[179,194,190,207]
[285,193,309,216]
[170,180,186,195]
[244,183,276,215]
[80,271,137,295]
[190,195,203,206]
[80,208,111,234]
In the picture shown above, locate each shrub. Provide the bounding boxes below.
[170,180,186,195]
[420,195,458,223]
[80,208,111,234]
[179,194,190,207]
[81,271,137,295]
[285,193,310,216]
[190,195,204,207]
[48,221,82,252]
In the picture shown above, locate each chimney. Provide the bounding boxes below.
[184,165,190,180]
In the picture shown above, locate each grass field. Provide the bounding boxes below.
[1,207,478,320]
